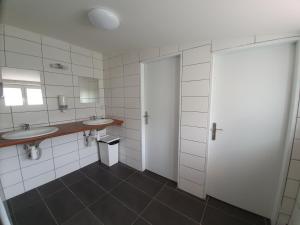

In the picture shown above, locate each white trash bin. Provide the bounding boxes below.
[98,135,120,167]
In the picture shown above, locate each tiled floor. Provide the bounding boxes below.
[6,161,271,225]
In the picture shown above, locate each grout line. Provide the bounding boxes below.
[200,195,209,224]
[36,189,60,225]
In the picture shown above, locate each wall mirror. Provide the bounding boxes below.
[1,67,44,106]
[78,77,98,103]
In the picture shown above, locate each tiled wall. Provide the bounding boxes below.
[0,24,105,199]
[104,33,300,225]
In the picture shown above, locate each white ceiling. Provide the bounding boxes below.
[2,0,300,54]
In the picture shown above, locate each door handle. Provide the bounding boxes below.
[144,111,149,124]
[211,122,223,140]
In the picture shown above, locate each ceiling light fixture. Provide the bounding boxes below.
[88,8,120,30]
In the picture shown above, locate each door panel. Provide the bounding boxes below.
[207,43,295,217]
[144,56,180,181]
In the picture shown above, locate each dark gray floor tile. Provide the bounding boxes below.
[143,170,172,184]
[202,206,250,225]
[7,189,41,213]
[69,177,106,206]
[207,196,266,225]
[142,200,198,225]
[38,179,65,198]
[133,218,151,225]
[81,162,103,177]
[62,209,103,225]
[60,170,85,186]
[127,173,163,196]
[89,170,122,191]
[111,182,151,213]
[14,201,56,225]
[156,186,205,222]
[107,163,136,179]
[89,194,137,225]
[45,188,84,223]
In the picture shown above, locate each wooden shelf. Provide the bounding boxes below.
[0,119,123,148]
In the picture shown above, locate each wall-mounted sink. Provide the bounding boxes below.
[1,127,59,140]
[83,118,114,126]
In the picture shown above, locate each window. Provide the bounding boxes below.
[1,67,44,106]
[26,88,43,105]
[3,87,23,106]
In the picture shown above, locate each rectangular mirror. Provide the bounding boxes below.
[78,77,98,103]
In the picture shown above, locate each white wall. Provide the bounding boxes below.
[0,24,105,199]
[104,34,300,225]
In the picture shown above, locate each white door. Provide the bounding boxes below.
[144,56,180,181]
[207,43,295,218]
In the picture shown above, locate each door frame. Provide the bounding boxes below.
[140,53,182,184]
[207,39,300,224]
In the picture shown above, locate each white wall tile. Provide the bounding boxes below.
[181,97,209,112]
[78,145,98,158]
[280,197,295,214]
[79,153,98,168]
[292,140,300,160]
[0,35,3,51]
[75,108,95,120]
[125,98,140,109]
[179,178,204,198]
[19,147,53,168]
[284,179,299,198]
[180,153,206,171]
[0,114,13,130]
[109,56,123,68]
[56,161,80,178]
[0,170,22,187]
[92,51,102,60]
[288,160,300,180]
[122,52,139,65]
[0,146,17,160]
[42,36,70,50]
[124,75,140,87]
[43,59,72,74]
[110,77,124,88]
[93,58,102,69]
[4,182,24,199]
[47,97,75,110]
[94,69,103,79]
[54,151,79,168]
[124,63,140,76]
[0,51,5,66]
[23,171,55,191]
[140,48,159,61]
[52,133,77,146]
[46,85,74,97]
[12,111,48,127]
[125,86,140,98]
[72,64,93,77]
[6,52,43,70]
[182,63,210,81]
[42,45,71,63]
[277,213,290,225]
[71,45,91,56]
[183,45,211,66]
[181,139,206,157]
[44,72,73,86]
[21,159,54,180]
[125,108,140,119]
[71,53,92,67]
[52,141,78,157]
[181,126,207,143]
[212,37,255,51]
[126,129,141,140]
[110,66,123,77]
[5,25,41,43]
[48,109,75,123]
[0,24,3,35]
[111,88,124,98]
[181,112,208,127]
[180,165,205,185]
[111,98,124,108]
[182,80,210,97]
[179,40,211,51]
[125,119,141,130]
[5,36,42,57]
[160,45,179,56]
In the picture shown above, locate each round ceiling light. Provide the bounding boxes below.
[88,8,120,30]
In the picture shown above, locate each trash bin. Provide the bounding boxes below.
[98,135,120,166]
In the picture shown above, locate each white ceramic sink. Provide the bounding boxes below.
[83,118,114,126]
[1,127,59,140]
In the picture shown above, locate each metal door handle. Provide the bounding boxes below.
[211,122,223,140]
[144,111,149,124]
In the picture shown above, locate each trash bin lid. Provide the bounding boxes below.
[98,135,120,144]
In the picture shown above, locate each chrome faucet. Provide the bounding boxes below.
[23,123,30,130]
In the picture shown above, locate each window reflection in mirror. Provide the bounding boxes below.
[1,67,44,106]
[78,77,98,104]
